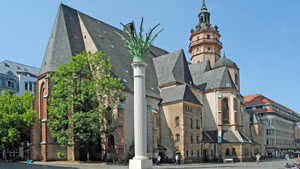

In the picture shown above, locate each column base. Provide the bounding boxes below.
[129,158,152,169]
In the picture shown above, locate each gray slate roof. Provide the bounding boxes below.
[0,61,40,77]
[203,130,249,143]
[160,84,201,105]
[188,60,211,75]
[40,5,85,75]
[40,4,168,99]
[190,66,236,91]
[213,56,238,69]
[153,50,194,86]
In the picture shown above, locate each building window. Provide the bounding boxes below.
[207,34,210,39]
[235,73,239,86]
[186,151,189,157]
[4,63,10,67]
[225,148,230,156]
[191,151,193,157]
[222,98,230,124]
[191,135,194,144]
[176,134,180,143]
[25,82,28,90]
[256,106,263,109]
[197,136,200,144]
[196,120,199,129]
[197,150,200,156]
[191,119,193,129]
[184,105,192,112]
[29,82,33,91]
[7,80,15,88]
[175,116,180,128]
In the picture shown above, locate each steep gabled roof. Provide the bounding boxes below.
[40,4,85,74]
[190,66,236,91]
[160,84,201,105]
[153,50,194,86]
[40,4,168,99]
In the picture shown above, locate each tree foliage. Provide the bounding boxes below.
[0,90,35,150]
[116,17,163,62]
[48,51,124,149]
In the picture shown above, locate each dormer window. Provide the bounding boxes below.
[4,63,10,67]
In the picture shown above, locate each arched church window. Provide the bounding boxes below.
[225,148,230,156]
[222,98,229,124]
[175,116,180,128]
[201,16,204,23]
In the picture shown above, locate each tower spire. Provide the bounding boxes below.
[202,0,206,9]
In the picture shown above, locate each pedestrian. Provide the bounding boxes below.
[175,154,180,165]
[157,155,161,165]
[285,154,289,161]
[256,153,261,164]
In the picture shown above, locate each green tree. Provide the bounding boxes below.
[48,51,124,161]
[0,90,35,157]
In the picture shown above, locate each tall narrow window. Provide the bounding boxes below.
[235,73,239,86]
[175,116,180,128]
[191,119,193,129]
[25,82,28,90]
[196,120,199,129]
[191,135,194,144]
[176,134,180,143]
[222,98,229,124]
[29,82,33,91]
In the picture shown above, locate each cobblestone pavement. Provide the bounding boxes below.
[0,159,295,169]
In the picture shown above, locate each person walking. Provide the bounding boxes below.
[175,154,181,165]
[157,155,161,165]
[285,153,289,161]
[256,153,261,164]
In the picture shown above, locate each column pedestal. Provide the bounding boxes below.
[129,62,152,169]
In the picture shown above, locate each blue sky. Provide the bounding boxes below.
[1,0,299,111]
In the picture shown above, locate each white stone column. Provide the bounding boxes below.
[129,62,152,169]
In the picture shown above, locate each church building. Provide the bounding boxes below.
[31,0,264,162]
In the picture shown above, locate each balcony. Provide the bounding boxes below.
[189,38,223,49]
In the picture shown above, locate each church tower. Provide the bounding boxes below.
[189,0,223,66]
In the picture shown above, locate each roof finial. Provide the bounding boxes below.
[202,0,207,8]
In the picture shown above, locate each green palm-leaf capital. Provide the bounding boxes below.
[116,17,163,63]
